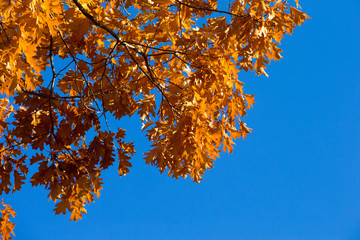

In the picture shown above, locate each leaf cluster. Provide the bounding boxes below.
[0,0,309,228]
[0,199,15,240]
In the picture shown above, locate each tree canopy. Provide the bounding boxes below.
[0,0,308,238]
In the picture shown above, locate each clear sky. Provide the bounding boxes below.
[4,0,360,239]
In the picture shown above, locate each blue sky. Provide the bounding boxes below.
[3,0,360,239]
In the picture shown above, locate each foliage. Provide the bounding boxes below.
[0,0,308,236]
[0,200,15,240]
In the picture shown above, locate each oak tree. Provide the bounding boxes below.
[0,0,308,238]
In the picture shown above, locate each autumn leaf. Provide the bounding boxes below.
[0,200,16,240]
[244,94,256,109]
